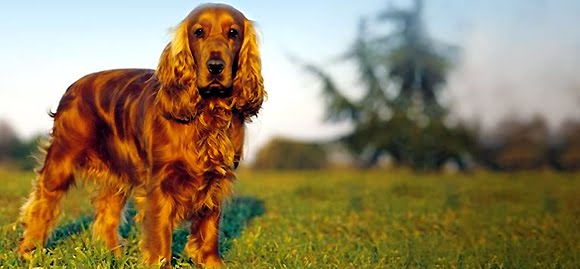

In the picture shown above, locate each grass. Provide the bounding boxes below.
[0,168,579,268]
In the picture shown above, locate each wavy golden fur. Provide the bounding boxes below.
[17,4,264,268]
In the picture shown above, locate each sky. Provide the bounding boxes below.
[1,0,579,160]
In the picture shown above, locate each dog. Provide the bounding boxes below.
[17,3,264,268]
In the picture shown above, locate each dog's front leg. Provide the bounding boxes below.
[139,188,174,268]
[185,209,223,268]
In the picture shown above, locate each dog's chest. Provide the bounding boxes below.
[148,121,236,206]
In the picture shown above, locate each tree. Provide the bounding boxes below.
[300,0,474,170]
[550,119,580,170]
[0,119,39,170]
[0,119,20,162]
[479,116,550,170]
[253,137,327,170]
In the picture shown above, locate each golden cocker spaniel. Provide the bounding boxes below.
[18,3,265,268]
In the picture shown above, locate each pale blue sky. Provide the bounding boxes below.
[1,1,579,159]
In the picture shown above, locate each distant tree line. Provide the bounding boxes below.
[253,116,580,171]
[479,116,580,171]
[253,137,327,170]
[1,117,578,171]
[0,120,40,170]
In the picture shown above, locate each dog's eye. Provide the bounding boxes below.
[194,28,204,38]
[228,29,239,39]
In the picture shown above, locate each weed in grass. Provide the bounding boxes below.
[444,185,461,211]
[543,194,559,214]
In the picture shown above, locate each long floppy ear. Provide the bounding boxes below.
[155,21,201,121]
[233,20,266,119]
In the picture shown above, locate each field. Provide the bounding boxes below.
[0,168,578,268]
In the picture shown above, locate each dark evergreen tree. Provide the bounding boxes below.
[300,0,474,170]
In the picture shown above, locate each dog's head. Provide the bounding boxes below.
[156,4,265,121]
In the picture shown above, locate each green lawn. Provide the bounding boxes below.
[0,168,578,268]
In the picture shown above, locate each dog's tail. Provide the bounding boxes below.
[31,133,52,173]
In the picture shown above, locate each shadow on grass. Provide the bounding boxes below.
[46,196,265,261]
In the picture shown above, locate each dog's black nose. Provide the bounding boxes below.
[207,59,225,75]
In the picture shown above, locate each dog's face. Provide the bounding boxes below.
[155,3,265,121]
[186,4,246,98]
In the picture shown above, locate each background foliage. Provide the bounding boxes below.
[253,137,327,170]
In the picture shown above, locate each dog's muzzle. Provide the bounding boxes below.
[198,86,233,99]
